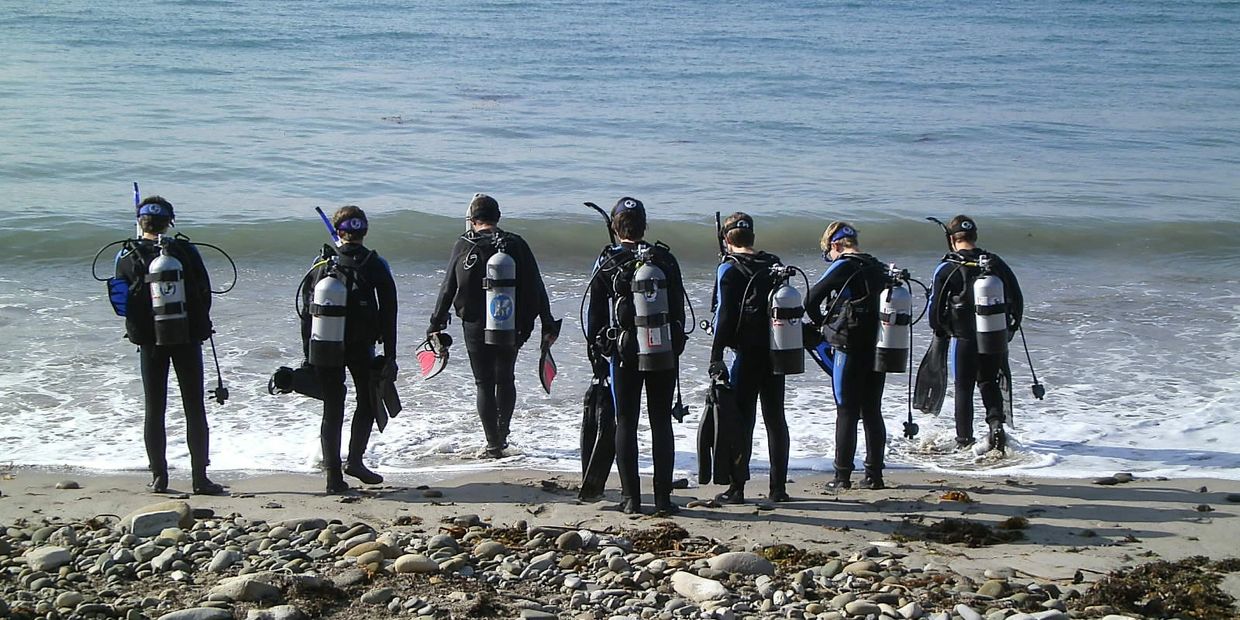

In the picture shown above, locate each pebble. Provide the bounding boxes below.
[157,609,234,620]
[670,571,729,603]
[557,531,584,551]
[474,540,507,559]
[955,604,984,620]
[427,533,460,551]
[361,587,397,605]
[1092,476,1119,486]
[395,554,439,574]
[208,549,242,573]
[26,546,72,571]
[707,552,775,576]
[55,591,84,608]
[55,480,81,489]
[1113,472,1134,483]
[845,601,881,616]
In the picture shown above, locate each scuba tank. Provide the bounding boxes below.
[483,238,518,346]
[974,254,1008,356]
[147,238,190,346]
[309,263,348,367]
[768,266,805,375]
[632,246,674,371]
[874,264,913,373]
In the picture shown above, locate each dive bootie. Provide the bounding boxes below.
[325,469,350,495]
[617,496,642,515]
[149,471,169,494]
[654,494,681,516]
[954,436,976,451]
[826,474,852,491]
[858,471,885,490]
[715,483,746,505]
[192,472,227,496]
[988,421,1007,453]
[345,461,384,485]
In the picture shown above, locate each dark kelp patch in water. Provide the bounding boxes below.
[892,517,1024,547]
[1078,556,1240,620]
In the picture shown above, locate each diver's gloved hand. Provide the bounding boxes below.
[709,361,729,386]
[381,357,398,381]
[1007,323,1020,342]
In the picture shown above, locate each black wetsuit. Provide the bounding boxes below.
[709,251,790,498]
[427,229,553,453]
[301,243,398,477]
[586,241,687,510]
[805,252,888,482]
[115,237,215,484]
[928,248,1023,442]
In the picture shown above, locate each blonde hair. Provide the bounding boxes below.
[820,221,859,252]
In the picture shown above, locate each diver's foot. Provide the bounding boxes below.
[192,478,227,496]
[714,487,746,505]
[149,473,169,494]
[988,423,1007,453]
[483,447,505,459]
[858,475,885,490]
[654,496,681,516]
[617,498,641,515]
[325,473,350,495]
[825,477,852,491]
[769,490,792,503]
[955,437,977,451]
[344,462,384,485]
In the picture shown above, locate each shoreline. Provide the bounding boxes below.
[3,466,1239,619]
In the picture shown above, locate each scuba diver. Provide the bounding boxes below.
[425,193,558,459]
[805,222,889,490]
[113,196,225,495]
[707,212,794,504]
[300,206,398,494]
[585,197,688,516]
[927,215,1023,452]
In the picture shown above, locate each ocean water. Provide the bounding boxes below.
[1,0,1238,481]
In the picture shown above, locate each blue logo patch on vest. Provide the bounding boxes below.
[490,294,514,321]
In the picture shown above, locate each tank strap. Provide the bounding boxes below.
[632,279,668,294]
[771,306,804,319]
[153,302,185,316]
[310,303,348,317]
[976,303,1007,316]
[483,277,518,289]
[634,314,669,328]
[143,270,181,284]
[879,311,911,325]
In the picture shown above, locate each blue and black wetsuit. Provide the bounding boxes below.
[805,252,888,484]
[585,241,686,513]
[116,237,216,490]
[709,251,790,500]
[427,229,554,455]
[928,248,1023,444]
[301,242,398,487]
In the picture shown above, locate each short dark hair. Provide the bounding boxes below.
[612,208,646,241]
[467,193,500,224]
[948,214,978,243]
[137,196,173,234]
[333,205,368,242]
[722,212,754,248]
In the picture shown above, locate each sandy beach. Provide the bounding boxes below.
[2,466,1238,619]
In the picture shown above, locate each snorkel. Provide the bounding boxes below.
[316,206,342,247]
[133,182,141,238]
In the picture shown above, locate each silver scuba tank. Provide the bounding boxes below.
[973,255,1008,356]
[632,249,674,371]
[874,265,912,373]
[484,245,517,345]
[768,268,805,375]
[309,265,348,367]
[148,239,190,346]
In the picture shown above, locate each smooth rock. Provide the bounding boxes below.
[978,579,1008,598]
[55,480,81,490]
[670,571,729,603]
[898,602,924,619]
[245,606,308,620]
[395,554,439,574]
[1113,472,1135,483]
[123,501,194,534]
[208,549,242,573]
[843,560,879,575]
[25,546,72,571]
[427,534,459,550]
[844,601,880,616]
[209,574,282,602]
[55,592,84,608]
[361,587,396,605]
[955,604,984,620]
[1093,476,1119,486]
[557,531,584,551]
[157,609,233,620]
[707,552,775,576]
[474,540,507,560]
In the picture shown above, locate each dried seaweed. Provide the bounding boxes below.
[1077,556,1240,620]
[892,517,1024,547]
[760,543,834,572]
